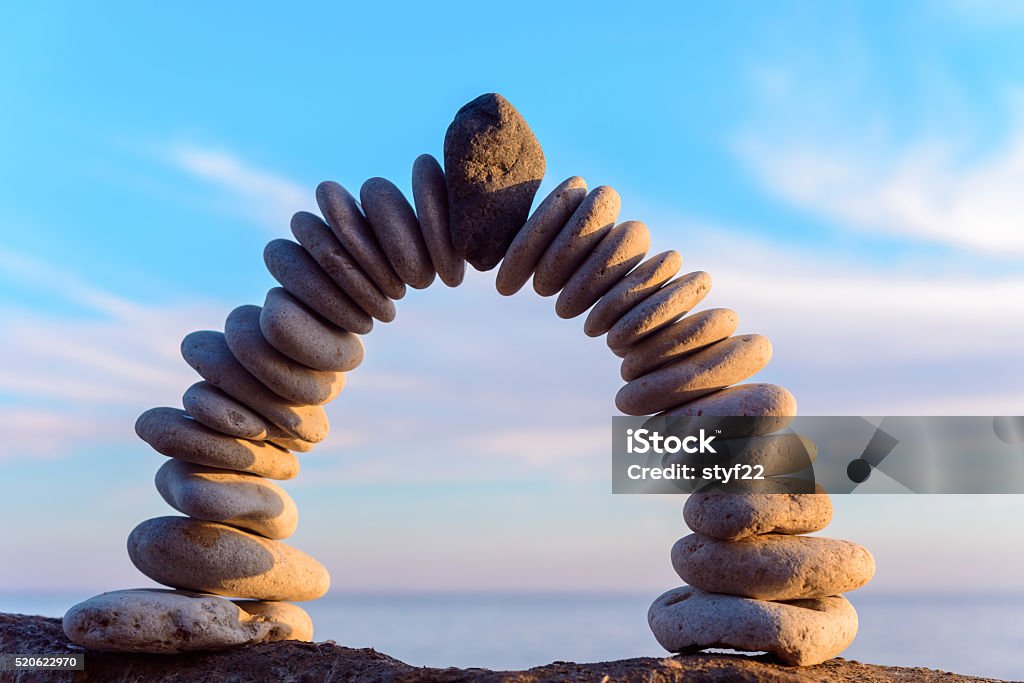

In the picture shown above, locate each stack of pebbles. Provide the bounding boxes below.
[64,93,872,665]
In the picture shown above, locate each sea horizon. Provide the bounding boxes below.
[4,588,1022,680]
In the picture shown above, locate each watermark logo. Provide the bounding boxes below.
[611,415,1024,494]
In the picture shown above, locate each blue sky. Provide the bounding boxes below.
[1,1,1023,601]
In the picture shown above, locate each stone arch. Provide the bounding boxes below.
[62,93,871,667]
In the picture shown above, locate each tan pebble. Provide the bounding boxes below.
[225,305,344,406]
[263,239,372,334]
[412,155,464,287]
[660,383,797,439]
[555,221,650,319]
[649,586,858,666]
[663,431,816,480]
[182,331,329,443]
[268,435,315,453]
[621,308,739,381]
[235,601,313,642]
[617,334,772,415]
[361,177,435,289]
[62,589,308,653]
[260,288,364,373]
[606,271,712,355]
[677,433,817,477]
[183,381,273,440]
[672,533,875,601]
[316,180,406,299]
[683,491,833,540]
[533,186,621,296]
[584,251,682,337]
[128,516,330,602]
[136,407,298,480]
[156,459,298,540]
[290,211,396,322]
[495,176,588,296]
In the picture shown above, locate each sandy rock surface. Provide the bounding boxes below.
[0,612,1003,682]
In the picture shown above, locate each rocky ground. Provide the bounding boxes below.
[0,613,1005,682]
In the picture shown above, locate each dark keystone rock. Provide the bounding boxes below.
[443,93,546,271]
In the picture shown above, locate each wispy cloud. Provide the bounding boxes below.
[163,143,308,231]
[0,248,224,457]
[737,129,1024,256]
[669,218,1024,414]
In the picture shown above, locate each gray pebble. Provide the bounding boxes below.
[683,491,833,540]
[225,304,345,406]
[264,239,372,335]
[183,381,273,440]
[606,271,711,353]
[533,186,621,297]
[156,459,298,539]
[136,407,299,480]
[555,220,650,319]
[584,251,682,337]
[616,334,773,415]
[361,177,435,289]
[620,308,738,381]
[316,180,406,299]
[260,288,364,372]
[496,177,588,296]
[291,211,396,322]
[181,331,330,443]
[412,154,465,287]
[63,589,312,653]
[128,516,330,602]
[671,532,875,601]
[648,586,858,666]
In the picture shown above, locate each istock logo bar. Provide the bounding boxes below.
[611,415,1024,494]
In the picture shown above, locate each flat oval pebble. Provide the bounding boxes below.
[361,177,435,289]
[412,154,464,287]
[62,589,311,654]
[264,239,372,335]
[155,459,298,540]
[621,308,739,381]
[225,305,345,406]
[648,586,858,666]
[316,180,406,299]
[660,383,797,439]
[584,250,682,337]
[136,408,299,480]
[260,288,364,372]
[606,271,711,353]
[683,491,833,540]
[555,220,650,319]
[291,211,396,322]
[616,334,773,415]
[128,516,330,602]
[495,176,588,296]
[664,433,816,482]
[182,331,329,443]
[712,433,817,475]
[671,533,875,601]
[183,381,273,440]
[533,186,621,296]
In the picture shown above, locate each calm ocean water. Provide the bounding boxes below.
[4,591,1023,680]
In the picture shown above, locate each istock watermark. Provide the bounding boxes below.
[611,415,1024,494]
